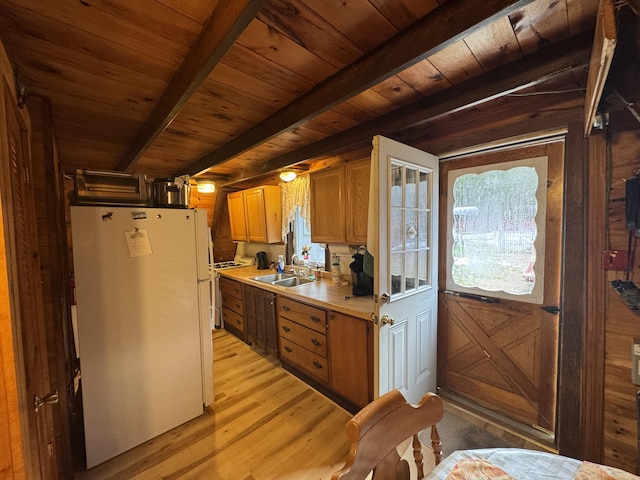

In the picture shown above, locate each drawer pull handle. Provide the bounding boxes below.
[282,325,291,332]
[311,338,321,346]
[284,346,292,353]
[282,305,290,312]
[312,361,323,369]
[311,315,320,323]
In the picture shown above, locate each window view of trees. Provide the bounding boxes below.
[451,166,538,296]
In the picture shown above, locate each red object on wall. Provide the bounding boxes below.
[602,250,632,271]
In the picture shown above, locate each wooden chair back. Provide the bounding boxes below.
[331,389,443,480]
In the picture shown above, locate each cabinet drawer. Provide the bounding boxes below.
[221,291,243,315]
[222,306,244,331]
[280,338,329,383]
[276,297,326,333]
[219,277,242,299]
[279,318,327,357]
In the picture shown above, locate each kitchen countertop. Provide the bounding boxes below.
[218,266,374,320]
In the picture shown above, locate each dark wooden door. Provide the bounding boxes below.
[438,141,564,433]
[2,87,57,478]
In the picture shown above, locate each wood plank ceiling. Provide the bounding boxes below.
[0,0,600,188]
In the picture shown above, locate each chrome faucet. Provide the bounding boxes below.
[297,265,311,278]
[290,253,300,276]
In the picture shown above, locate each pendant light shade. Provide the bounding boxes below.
[279,170,297,182]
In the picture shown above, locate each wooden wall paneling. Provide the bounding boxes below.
[1,78,55,478]
[212,187,238,263]
[188,181,217,231]
[32,95,75,477]
[556,122,588,459]
[583,132,608,463]
[0,192,24,478]
[602,128,640,474]
[0,40,28,478]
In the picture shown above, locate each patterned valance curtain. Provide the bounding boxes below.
[281,175,310,242]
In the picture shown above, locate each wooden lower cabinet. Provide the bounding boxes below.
[328,311,370,408]
[243,284,277,356]
[220,277,244,340]
[277,296,329,383]
[276,295,371,408]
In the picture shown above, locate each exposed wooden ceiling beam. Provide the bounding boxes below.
[116,0,266,172]
[584,0,617,137]
[176,0,536,177]
[224,32,592,185]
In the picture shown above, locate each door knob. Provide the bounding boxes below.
[380,293,390,304]
[380,314,394,326]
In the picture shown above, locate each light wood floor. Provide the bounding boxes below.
[74,329,353,480]
[73,329,546,479]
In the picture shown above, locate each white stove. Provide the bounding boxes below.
[211,255,254,271]
[212,261,246,270]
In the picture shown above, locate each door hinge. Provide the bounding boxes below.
[35,389,59,413]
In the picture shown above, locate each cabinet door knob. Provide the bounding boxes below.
[311,338,321,346]
[284,346,292,353]
[310,315,320,323]
[312,361,323,369]
[282,305,290,312]
[282,325,291,332]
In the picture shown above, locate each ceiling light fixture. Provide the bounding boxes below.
[279,170,297,182]
[196,181,216,193]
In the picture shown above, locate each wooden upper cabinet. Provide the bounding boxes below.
[345,159,370,245]
[310,159,370,245]
[310,166,346,243]
[227,186,282,244]
[227,191,247,242]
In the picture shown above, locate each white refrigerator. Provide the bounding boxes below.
[70,206,214,468]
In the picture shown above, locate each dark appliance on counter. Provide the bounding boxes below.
[350,253,373,296]
[256,251,269,270]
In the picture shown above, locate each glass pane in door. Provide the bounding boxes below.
[388,161,433,298]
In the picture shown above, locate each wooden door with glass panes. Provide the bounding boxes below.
[438,141,563,434]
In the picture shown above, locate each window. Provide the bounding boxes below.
[445,157,547,304]
[293,206,325,267]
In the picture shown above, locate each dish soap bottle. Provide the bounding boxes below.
[277,255,285,274]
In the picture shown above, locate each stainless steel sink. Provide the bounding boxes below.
[272,276,314,287]
[252,273,294,283]
[251,272,314,287]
